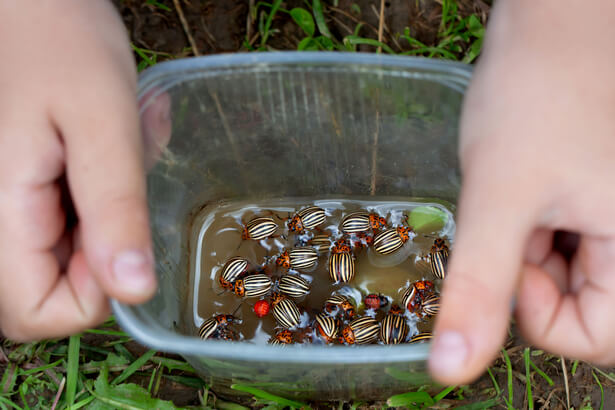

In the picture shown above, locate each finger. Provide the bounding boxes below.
[516,237,615,364]
[525,228,552,265]
[1,247,109,342]
[428,161,539,384]
[140,90,172,170]
[52,58,156,304]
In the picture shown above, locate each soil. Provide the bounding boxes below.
[99,1,615,408]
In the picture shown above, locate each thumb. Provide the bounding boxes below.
[428,164,536,384]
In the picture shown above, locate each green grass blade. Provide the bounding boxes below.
[111,349,156,386]
[593,370,604,410]
[130,44,155,68]
[433,385,456,402]
[486,367,501,397]
[455,399,499,410]
[19,359,63,376]
[70,395,95,410]
[387,391,434,407]
[592,367,615,383]
[343,36,395,54]
[261,0,283,46]
[83,329,129,337]
[524,348,533,410]
[65,334,81,407]
[0,397,22,410]
[151,357,196,373]
[501,348,514,410]
[231,384,310,409]
[1,363,19,395]
[312,0,332,38]
[571,360,580,376]
[529,360,554,386]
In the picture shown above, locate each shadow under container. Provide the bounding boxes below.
[113,52,472,401]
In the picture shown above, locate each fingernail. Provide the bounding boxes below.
[429,331,469,377]
[112,250,155,293]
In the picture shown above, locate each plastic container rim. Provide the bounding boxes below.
[113,52,471,364]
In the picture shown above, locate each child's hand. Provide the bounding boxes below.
[0,1,157,341]
[429,0,615,384]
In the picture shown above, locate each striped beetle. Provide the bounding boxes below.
[271,292,301,329]
[429,238,449,279]
[276,247,318,271]
[219,257,249,289]
[409,332,433,344]
[241,217,278,241]
[340,316,380,345]
[372,226,413,255]
[401,280,435,313]
[278,274,311,298]
[314,313,339,344]
[324,294,356,320]
[287,206,326,234]
[380,305,409,344]
[198,314,238,340]
[308,233,332,254]
[269,329,293,345]
[233,274,272,298]
[340,211,388,234]
[421,294,440,317]
[328,239,355,283]
[340,212,371,234]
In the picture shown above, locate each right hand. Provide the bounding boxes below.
[429,0,615,384]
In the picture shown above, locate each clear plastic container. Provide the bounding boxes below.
[112,52,472,400]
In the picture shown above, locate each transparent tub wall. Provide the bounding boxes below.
[128,55,469,400]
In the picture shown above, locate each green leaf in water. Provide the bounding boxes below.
[408,206,449,233]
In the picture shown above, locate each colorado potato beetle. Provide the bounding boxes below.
[401,280,435,312]
[421,294,440,317]
[315,313,339,343]
[307,233,332,254]
[341,316,380,345]
[429,238,449,279]
[216,327,239,341]
[324,294,356,320]
[271,293,301,329]
[328,240,355,283]
[287,206,326,234]
[269,330,293,345]
[409,332,433,344]
[276,247,318,271]
[198,314,238,340]
[278,274,311,298]
[364,294,388,310]
[380,312,409,345]
[372,226,413,255]
[241,217,278,240]
[219,257,249,289]
[369,213,388,231]
[340,212,371,234]
[234,274,272,298]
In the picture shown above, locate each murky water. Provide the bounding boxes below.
[190,197,455,344]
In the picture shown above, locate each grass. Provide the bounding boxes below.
[3,0,612,408]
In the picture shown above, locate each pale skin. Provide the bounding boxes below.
[2,0,614,387]
[429,0,615,384]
